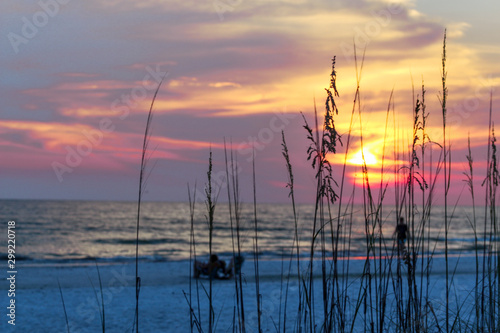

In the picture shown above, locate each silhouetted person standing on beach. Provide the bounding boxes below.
[394,217,411,268]
[394,217,408,247]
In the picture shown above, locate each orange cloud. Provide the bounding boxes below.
[150,136,224,151]
[0,120,119,152]
[0,119,229,169]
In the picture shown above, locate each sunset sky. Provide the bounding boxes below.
[1,0,499,204]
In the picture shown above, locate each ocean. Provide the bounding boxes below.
[0,199,494,266]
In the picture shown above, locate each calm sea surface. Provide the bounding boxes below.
[0,199,495,265]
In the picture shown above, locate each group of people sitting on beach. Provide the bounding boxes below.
[194,254,244,280]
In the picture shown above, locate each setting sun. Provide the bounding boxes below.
[349,149,378,166]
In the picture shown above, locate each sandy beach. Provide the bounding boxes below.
[1,255,481,332]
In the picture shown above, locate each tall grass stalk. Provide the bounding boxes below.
[58,279,70,333]
[303,55,341,332]
[353,48,395,332]
[251,150,262,333]
[356,81,373,332]
[482,92,499,331]
[417,81,432,331]
[333,48,364,333]
[302,107,319,333]
[224,141,245,332]
[489,93,500,331]
[187,183,200,332]
[134,78,164,333]
[494,91,500,331]
[205,150,217,333]
[95,263,106,332]
[479,93,492,331]
[281,130,303,332]
[438,29,450,332]
[183,183,203,332]
[463,135,479,332]
[331,48,365,333]
[373,89,394,333]
[87,264,106,332]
